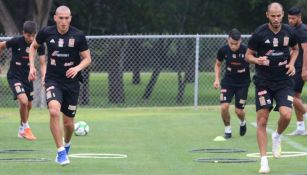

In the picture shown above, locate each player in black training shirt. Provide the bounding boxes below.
[245,2,298,174]
[28,6,91,166]
[213,28,250,139]
[287,7,307,136]
[0,21,46,141]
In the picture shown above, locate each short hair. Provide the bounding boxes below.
[228,28,241,41]
[23,21,37,34]
[267,2,283,12]
[288,6,301,15]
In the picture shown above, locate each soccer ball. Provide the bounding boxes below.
[74,121,89,136]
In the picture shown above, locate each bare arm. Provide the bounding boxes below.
[66,49,92,78]
[28,39,40,81]
[213,60,222,89]
[301,43,307,80]
[0,41,7,55]
[245,48,269,66]
[39,55,46,86]
[286,44,299,76]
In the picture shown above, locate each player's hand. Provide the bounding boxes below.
[66,66,81,79]
[286,64,295,76]
[257,56,270,66]
[213,80,220,89]
[28,67,37,81]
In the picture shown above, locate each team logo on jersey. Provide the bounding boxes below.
[50,58,56,65]
[259,96,266,106]
[265,39,270,44]
[26,47,29,53]
[68,38,75,47]
[287,95,293,102]
[58,38,64,47]
[239,99,246,104]
[68,105,77,110]
[221,89,227,93]
[273,38,278,47]
[257,90,267,96]
[283,37,289,46]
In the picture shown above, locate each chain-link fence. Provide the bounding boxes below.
[0,34,302,109]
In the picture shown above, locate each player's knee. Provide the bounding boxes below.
[221,103,230,111]
[18,99,28,108]
[280,112,291,121]
[63,119,74,128]
[257,116,268,127]
[235,108,244,115]
[49,107,61,118]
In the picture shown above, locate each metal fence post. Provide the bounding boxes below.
[194,34,200,110]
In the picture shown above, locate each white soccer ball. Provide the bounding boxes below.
[74,121,89,136]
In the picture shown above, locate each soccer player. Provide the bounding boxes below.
[245,2,298,173]
[28,6,91,166]
[0,21,46,141]
[287,7,307,136]
[213,28,250,139]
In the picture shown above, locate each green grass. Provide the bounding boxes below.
[0,106,307,175]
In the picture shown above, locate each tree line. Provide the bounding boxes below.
[0,0,306,35]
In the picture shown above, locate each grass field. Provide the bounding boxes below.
[0,106,307,175]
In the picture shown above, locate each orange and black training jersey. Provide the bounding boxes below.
[248,23,297,84]
[216,44,250,87]
[6,36,45,80]
[35,25,89,83]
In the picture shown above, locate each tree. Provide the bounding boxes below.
[0,0,53,34]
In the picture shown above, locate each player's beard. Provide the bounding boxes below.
[270,21,281,29]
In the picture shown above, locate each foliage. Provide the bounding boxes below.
[0,0,304,35]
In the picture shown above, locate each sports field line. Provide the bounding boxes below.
[251,122,307,152]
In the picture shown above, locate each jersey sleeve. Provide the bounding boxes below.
[216,47,224,62]
[289,29,298,47]
[247,33,259,51]
[77,33,89,52]
[37,43,45,56]
[298,27,307,44]
[35,28,46,45]
[5,37,18,48]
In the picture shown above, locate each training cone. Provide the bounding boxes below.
[213,136,226,141]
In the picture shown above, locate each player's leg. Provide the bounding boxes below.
[234,86,249,136]
[289,92,307,135]
[257,108,270,173]
[288,73,307,135]
[17,93,36,140]
[63,115,74,154]
[255,86,272,173]
[61,81,80,155]
[220,87,234,139]
[272,87,293,158]
[8,79,35,140]
[45,81,69,166]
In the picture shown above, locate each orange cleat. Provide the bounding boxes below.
[18,128,37,141]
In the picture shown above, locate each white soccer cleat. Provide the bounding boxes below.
[287,129,307,136]
[272,133,281,158]
[258,157,270,174]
